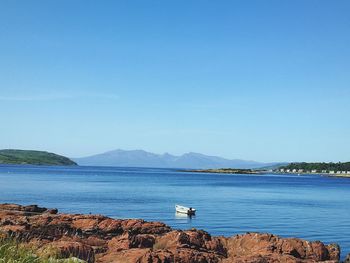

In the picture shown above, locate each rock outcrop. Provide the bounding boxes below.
[0,204,340,263]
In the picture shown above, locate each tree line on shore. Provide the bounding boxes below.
[280,162,350,172]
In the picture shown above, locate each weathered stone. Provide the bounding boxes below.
[0,204,341,263]
[47,241,95,263]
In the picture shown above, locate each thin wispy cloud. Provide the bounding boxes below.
[0,94,73,101]
[85,93,119,100]
[0,92,119,102]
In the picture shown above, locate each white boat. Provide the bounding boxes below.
[175,204,196,215]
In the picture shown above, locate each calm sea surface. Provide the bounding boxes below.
[1,165,350,258]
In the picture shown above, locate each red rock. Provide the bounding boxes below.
[0,224,27,233]
[73,218,100,231]
[97,248,151,263]
[98,218,123,234]
[48,241,95,263]
[108,233,132,251]
[223,233,340,262]
[0,204,341,263]
[0,203,47,213]
[308,241,329,261]
[174,248,222,263]
[154,231,181,250]
[327,243,341,261]
[141,250,174,263]
[121,219,171,235]
[131,234,155,248]
[84,236,107,247]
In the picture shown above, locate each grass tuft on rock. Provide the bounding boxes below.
[0,238,84,263]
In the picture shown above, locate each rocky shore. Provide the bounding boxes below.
[0,204,344,263]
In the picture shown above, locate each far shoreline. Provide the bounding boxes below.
[276,171,350,179]
[181,168,350,179]
[181,168,262,175]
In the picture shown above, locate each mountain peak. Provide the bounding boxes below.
[74,149,282,169]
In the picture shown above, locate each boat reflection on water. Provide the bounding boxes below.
[175,212,195,220]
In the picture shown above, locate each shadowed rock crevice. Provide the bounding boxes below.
[0,204,341,263]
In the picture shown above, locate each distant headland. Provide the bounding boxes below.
[0,149,77,166]
[184,168,261,174]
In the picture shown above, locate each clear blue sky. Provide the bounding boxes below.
[0,0,349,162]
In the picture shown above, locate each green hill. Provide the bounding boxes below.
[0,149,77,166]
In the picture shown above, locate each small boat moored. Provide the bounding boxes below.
[175,204,196,215]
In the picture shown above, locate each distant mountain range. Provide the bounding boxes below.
[73,149,285,169]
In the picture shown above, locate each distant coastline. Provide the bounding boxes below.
[276,162,350,178]
[277,171,350,179]
[184,167,350,178]
[183,168,262,174]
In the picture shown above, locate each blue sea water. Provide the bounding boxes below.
[0,165,350,258]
